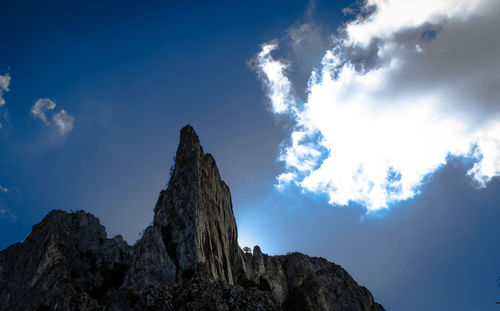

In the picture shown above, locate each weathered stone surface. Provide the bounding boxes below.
[152,125,242,284]
[0,210,131,311]
[112,277,279,311]
[123,225,176,289]
[0,125,384,311]
[243,250,384,311]
[172,277,279,311]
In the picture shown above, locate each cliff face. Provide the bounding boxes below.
[152,126,243,284]
[0,125,384,311]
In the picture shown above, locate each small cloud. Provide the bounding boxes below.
[0,208,17,219]
[305,0,316,18]
[52,109,75,136]
[0,73,10,107]
[32,98,75,136]
[250,42,295,114]
[342,7,355,16]
[31,98,56,124]
[0,73,11,129]
[0,187,18,220]
[287,24,315,45]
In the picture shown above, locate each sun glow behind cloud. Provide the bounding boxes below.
[254,0,500,211]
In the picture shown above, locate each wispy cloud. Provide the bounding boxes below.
[52,109,74,136]
[0,208,17,219]
[252,42,295,114]
[0,73,11,129]
[0,73,10,107]
[31,98,75,136]
[254,0,500,211]
[31,98,56,124]
[305,0,316,19]
[0,186,16,219]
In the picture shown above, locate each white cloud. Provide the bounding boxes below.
[31,98,75,136]
[254,0,500,211]
[253,42,295,114]
[0,184,14,219]
[0,73,10,107]
[52,109,75,136]
[345,0,488,46]
[0,73,11,128]
[31,98,56,124]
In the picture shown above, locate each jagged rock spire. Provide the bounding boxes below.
[153,125,242,283]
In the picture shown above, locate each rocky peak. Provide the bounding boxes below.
[152,125,241,284]
[0,210,131,311]
[0,125,384,311]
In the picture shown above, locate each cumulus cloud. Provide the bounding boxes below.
[254,0,500,211]
[31,98,75,135]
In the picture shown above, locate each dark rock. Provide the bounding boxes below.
[124,226,176,288]
[0,210,132,311]
[0,125,384,310]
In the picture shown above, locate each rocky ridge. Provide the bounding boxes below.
[0,125,384,311]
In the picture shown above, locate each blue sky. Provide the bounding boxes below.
[1,1,500,310]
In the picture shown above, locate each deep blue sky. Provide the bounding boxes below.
[1,1,499,310]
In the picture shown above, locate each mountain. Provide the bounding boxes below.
[0,125,384,311]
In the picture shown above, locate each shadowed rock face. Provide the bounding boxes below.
[242,249,383,311]
[0,125,384,311]
[0,210,131,311]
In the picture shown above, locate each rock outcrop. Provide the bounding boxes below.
[242,249,382,311]
[0,125,384,311]
[0,210,131,311]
